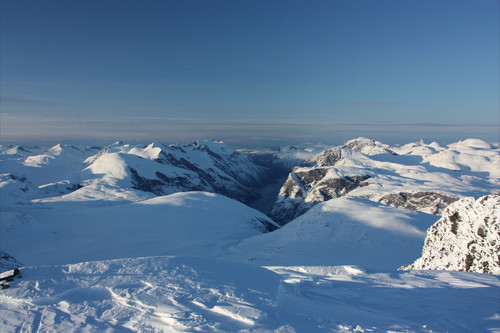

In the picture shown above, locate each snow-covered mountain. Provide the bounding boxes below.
[83,140,266,203]
[0,144,101,205]
[341,137,397,155]
[0,140,266,207]
[1,137,499,332]
[226,197,438,269]
[401,193,500,274]
[269,137,499,225]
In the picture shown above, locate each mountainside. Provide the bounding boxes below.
[0,144,101,205]
[270,138,499,225]
[227,197,437,269]
[401,193,500,274]
[0,140,266,207]
[83,140,265,204]
[0,251,22,272]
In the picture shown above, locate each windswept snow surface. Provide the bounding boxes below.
[0,192,277,266]
[1,256,499,333]
[227,197,437,269]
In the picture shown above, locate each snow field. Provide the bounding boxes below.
[228,197,437,269]
[1,256,499,332]
[0,192,277,266]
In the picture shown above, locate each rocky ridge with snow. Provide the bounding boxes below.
[0,140,267,207]
[360,191,457,215]
[401,193,500,274]
[269,138,498,225]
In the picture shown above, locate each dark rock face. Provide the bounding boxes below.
[114,141,265,204]
[129,168,171,195]
[250,217,280,233]
[342,138,397,155]
[0,251,22,273]
[363,192,457,215]
[308,148,345,167]
[401,193,500,275]
[269,169,371,225]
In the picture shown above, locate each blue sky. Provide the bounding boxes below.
[1,0,498,147]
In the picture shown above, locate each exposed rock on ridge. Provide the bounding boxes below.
[401,193,500,275]
[342,137,397,156]
[269,166,370,225]
[0,251,23,272]
[81,140,266,204]
[361,192,457,215]
[268,137,497,225]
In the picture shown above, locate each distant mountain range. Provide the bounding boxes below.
[1,137,498,268]
[1,140,266,207]
[1,137,499,332]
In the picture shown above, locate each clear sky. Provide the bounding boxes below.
[1,0,498,147]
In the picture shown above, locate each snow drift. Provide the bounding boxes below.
[1,256,499,332]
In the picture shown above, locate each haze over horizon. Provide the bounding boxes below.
[1,0,498,147]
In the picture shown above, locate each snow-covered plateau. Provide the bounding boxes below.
[0,138,499,332]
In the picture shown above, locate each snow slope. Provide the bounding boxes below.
[226,197,438,270]
[1,256,499,333]
[1,192,278,266]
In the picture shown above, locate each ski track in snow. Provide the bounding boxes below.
[1,257,499,332]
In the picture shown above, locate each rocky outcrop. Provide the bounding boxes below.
[269,167,371,225]
[307,148,345,167]
[361,192,457,215]
[0,251,22,273]
[400,194,500,274]
[342,137,397,156]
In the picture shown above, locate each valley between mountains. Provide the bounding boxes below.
[0,137,499,332]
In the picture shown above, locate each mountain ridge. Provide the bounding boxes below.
[269,137,498,225]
